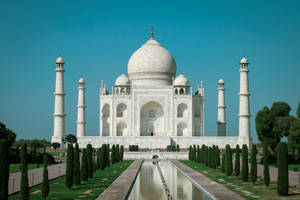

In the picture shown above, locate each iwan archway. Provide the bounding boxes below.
[140,101,164,136]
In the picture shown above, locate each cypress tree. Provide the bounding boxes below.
[0,140,9,200]
[250,144,258,184]
[205,146,209,166]
[120,145,124,161]
[242,144,248,182]
[86,144,93,178]
[225,145,233,176]
[80,149,88,181]
[216,146,220,167]
[277,142,289,196]
[200,145,205,163]
[42,153,49,199]
[188,146,192,160]
[96,148,101,169]
[197,145,200,162]
[234,145,240,176]
[207,147,211,167]
[263,142,270,186]
[99,145,106,169]
[20,143,29,200]
[116,144,120,162]
[65,144,74,189]
[203,145,206,165]
[212,145,216,169]
[73,143,80,185]
[105,144,109,167]
[221,152,226,173]
[192,145,196,161]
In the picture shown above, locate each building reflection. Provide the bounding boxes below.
[128,161,210,200]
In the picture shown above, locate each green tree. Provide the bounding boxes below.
[188,146,192,160]
[215,146,220,167]
[99,145,106,170]
[234,145,240,176]
[86,144,93,178]
[297,102,300,119]
[197,145,200,163]
[111,145,116,164]
[221,152,226,173]
[207,147,211,167]
[80,149,88,181]
[277,142,289,196]
[288,118,300,161]
[42,153,49,199]
[65,144,74,189]
[20,144,29,200]
[241,145,248,182]
[205,146,209,166]
[263,142,270,186]
[212,145,216,169]
[51,142,60,150]
[225,145,233,176]
[0,122,16,200]
[120,146,124,161]
[73,143,80,185]
[250,144,258,184]
[203,145,206,164]
[65,134,77,144]
[0,140,9,200]
[256,102,291,153]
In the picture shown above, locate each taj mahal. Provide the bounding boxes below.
[51,29,252,149]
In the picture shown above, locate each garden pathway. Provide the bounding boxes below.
[8,163,66,195]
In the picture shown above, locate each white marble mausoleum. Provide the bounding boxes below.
[51,29,252,149]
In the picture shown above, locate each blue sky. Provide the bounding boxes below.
[0,0,299,143]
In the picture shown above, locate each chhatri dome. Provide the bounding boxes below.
[115,74,130,86]
[174,74,189,86]
[128,27,176,86]
[240,56,249,65]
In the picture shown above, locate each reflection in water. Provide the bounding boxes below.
[127,160,213,200]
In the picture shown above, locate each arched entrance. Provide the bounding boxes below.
[140,101,164,136]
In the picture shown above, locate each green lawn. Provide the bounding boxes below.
[8,160,133,200]
[181,160,300,200]
[10,164,41,173]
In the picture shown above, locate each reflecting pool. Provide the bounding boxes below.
[127,160,214,200]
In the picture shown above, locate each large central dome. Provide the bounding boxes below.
[128,36,176,86]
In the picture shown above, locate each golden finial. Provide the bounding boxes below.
[151,24,154,39]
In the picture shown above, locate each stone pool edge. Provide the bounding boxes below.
[170,159,245,200]
[96,160,143,200]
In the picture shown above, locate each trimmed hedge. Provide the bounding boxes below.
[277,142,289,196]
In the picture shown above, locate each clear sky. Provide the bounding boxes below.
[0,0,299,143]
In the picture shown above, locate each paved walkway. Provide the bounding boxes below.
[96,160,143,200]
[8,163,66,195]
[170,160,245,200]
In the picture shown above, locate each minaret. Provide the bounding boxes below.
[51,56,66,145]
[217,78,226,136]
[77,78,86,137]
[238,56,251,146]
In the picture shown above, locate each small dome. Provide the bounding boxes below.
[174,74,189,86]
[115,74,130,86]
[78,78,85,84]
[56,56,65,64]
[128,38,176,86]
[240,56,249,64]
[218,78,224,84]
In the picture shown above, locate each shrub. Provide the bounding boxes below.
[263,142,270,186]
[176,144,180,152]
[42,153,49,199]
[221,152,225,173]
[234,145,240,176]
[242,144,248,182]
[20,144,29,200]
[207,147,211,167]
[65,144,74,189]
[73,143,80,185]
[225,145,233,176]
[80,149,88,181]
[205,146,209,166]
[250,144,258,184]
[277,142,289,196]
[212,145,216,169]
[200,145,205,164]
